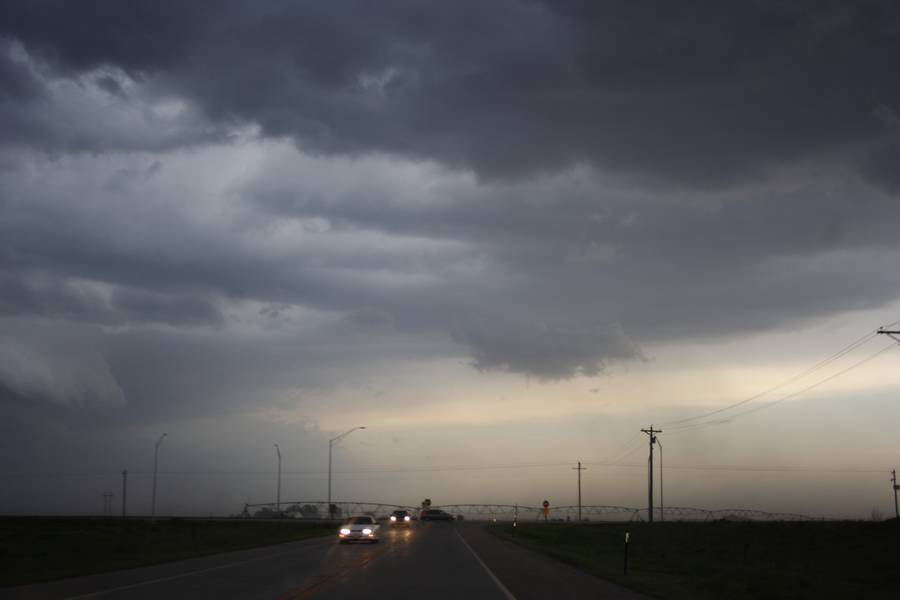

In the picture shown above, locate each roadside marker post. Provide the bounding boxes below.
[892,470,899,520]
[624,531,630,575]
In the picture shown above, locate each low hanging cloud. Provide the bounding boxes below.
[0,334,125,408]
[3,142,900,390]
[455,321,643,379]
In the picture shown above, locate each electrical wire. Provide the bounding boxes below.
[597,432,645,465]
[661,327,882,429]
[2,460,891,479]
[705,341,897,422]
[604,439,648,465]
[662,340,897,436]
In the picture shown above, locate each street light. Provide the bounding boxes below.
[151,433,167,519]
[657,437,664,522]
[274,443,282,516]
[327,426,365,519]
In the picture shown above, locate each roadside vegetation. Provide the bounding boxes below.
[0,517,334,588]
[491,519,899,600]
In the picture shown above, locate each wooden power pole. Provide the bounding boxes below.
[641,426,661,522]
[573,461,587,521]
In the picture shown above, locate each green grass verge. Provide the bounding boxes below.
[491,520,899,600]
[0,517,335,588]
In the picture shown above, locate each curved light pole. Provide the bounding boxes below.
[151,433,167,519]
[274,443,282,515]
[327,426,365,519]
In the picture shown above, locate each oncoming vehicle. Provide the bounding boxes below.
[389,509,413,526]
[338,515,380,543]
[420,509,454,521]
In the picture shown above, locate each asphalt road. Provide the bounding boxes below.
[1,523,645,600]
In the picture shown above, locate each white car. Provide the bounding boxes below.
[338,515,380,543]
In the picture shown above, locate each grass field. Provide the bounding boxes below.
[492,519,900,600]
[0,517,335,588]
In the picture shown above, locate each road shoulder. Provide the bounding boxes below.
[457,523,648,600]
[0,535,333,600]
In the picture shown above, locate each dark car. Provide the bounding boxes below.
[420,509,454,521]
[389,509,413,526]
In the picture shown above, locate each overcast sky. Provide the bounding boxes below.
[2,1,900,519]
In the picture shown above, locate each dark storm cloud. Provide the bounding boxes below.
[4,139,900,386]
[454,321,642,379]
[1,0,900,390]
[0,271,224,327]
[2,1,900,184]
[0,37,43,101]
[0,1,211,74]
[0,35,230,154]
[861,143,900,193]
[251,163,900,257]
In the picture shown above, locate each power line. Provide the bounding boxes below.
[603,436,648,466]
[662,340,898,436]
[661,327,882,429]
[1,462,891,480]
[638,464,890,474]
[704,342,897,424]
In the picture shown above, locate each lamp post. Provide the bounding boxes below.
[274,443,282,515]
[657,438,664,522]
[151,433,167,519]
[327,426,365,519]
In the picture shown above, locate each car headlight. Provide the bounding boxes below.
[339,528,351,535]
[362,528,373,535]
[390,515,397,521]
[404,515,410,521]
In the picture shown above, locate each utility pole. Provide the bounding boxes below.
[878,331,899,519]
[879,329,899,519]
[121,470,128,519]
[274,444,282,516]
[641,426,661,522]
[877,328,900,342]
[892,469,899,520]
[572,461,587,521]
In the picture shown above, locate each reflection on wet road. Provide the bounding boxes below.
[276,526,420,599]
[277,523,506,600]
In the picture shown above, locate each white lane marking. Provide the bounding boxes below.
[65,538,332,599]
[455,527,517,600]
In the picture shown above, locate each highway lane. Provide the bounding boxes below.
[1,522,511,600]
[2,522,647,599]
[293,523,511,600]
